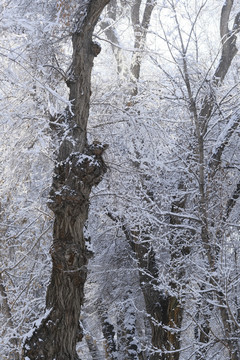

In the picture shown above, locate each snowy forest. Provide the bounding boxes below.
[1,0,240,359]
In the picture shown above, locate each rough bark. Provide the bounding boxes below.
[107,211,183,360]
[128,229,183,360]
[22,1,109,359]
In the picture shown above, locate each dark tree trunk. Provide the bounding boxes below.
[129,228,183,360]
[22,1,109,359]
[107,211,183,360]
[0,273,20,360]
[97,299,117,360]
[116,290,139,360]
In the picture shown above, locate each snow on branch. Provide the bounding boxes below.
[226,181,240,217]
[214,1,240,83]
[208,111,240,175]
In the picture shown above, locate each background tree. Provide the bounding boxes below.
[86,1,240,359]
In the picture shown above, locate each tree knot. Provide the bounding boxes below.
[90,41,101,57]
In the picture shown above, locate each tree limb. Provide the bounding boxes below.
[208,111,240,175]
[214,1,240,84]
[226,181,240,217]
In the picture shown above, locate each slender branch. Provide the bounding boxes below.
[226,181,240,217]
[208,111,240,175]
[1,224,52,275]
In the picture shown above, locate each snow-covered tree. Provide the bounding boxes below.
[1,1,240,360]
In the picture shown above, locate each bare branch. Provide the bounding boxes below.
[198,1,240,135]
[220,0,234,40]
[214,2,240,84]
[208,111,240,175]
[226,181,240,217]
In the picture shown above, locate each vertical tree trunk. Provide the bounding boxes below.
[130,229,183,360]
[100,2,128,78]
[22,1,109,359]
[0,273,20,360]
[116,290,139,360]
[130,0,156,95]
[97,298,117,360]
[107,212,183,360]
[100,0,156,94]
[193,3,240,357]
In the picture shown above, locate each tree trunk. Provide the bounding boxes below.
[130,0,156,95]
[100,2,128,78]
[116,290,139,360]
[0,273,20,360]
[22,1,109,359]
[131,230,183,360]
[107,212,183,360]
[97,298,117,360]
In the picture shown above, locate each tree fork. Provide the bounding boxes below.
[22,1,109,359]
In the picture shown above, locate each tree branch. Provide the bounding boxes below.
[208,111,240,175]
[214,2,240,84]
[226,181,240,217]
[198,1,240,134]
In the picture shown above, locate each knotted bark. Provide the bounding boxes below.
[22,1,109,359]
